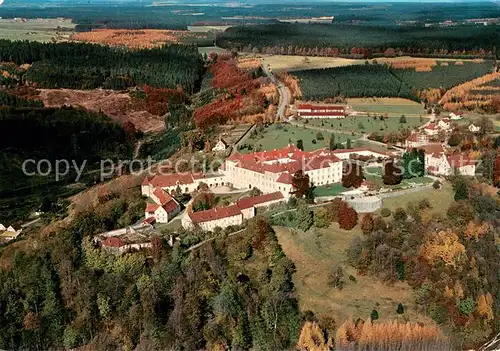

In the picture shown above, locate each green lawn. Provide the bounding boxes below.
[240,124,356,153]
[0,18,75,42]
[313,183,347,197]
[380,182,455,215]
[304,115,425,135]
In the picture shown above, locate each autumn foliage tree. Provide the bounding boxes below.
[382,159,403,185]
[342,162,365,188]
[291,170,315,202]
[338,202,358,230]
[360,213,375,235]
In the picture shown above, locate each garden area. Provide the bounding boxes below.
[238,124,355,153]
[301,114,425,134]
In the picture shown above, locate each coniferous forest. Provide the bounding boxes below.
[0,41,205,92]
[217,23,500,58]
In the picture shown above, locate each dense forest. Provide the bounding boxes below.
[217,24,500,58]
[0,41,205,92]
[0,103,133,223]
[0,214,301,350]
[294,62,494,100]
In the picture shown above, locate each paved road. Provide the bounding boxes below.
[261,59,290,121]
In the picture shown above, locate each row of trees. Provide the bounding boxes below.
[0,41,205,92]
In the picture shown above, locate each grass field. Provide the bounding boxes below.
[0,18,75,42]
[347,97,427,117]
[380,182,454,215]
[261,55,362,72]
[259,55,481,73]
[302,115,425,134]
[274,224,432,325]
[240,124,356,153]
[313,183,347,197]
[198,46,229,55]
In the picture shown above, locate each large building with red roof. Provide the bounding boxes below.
[181,191,286,231]
[221,144,343,197]
[297,104,346,119]
[141,172,226,198]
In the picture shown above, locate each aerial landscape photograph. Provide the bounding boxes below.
[0,0,499,349]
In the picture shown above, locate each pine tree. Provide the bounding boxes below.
[296,139,304,151]
[329,134,336,151]
[297,203,313,232]
[370,309,379,321]
[396,303,405,314]
[346,138,352,149]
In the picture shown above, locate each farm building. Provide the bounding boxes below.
[297,104,346,119]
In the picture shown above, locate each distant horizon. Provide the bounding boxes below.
[1,0,499,5]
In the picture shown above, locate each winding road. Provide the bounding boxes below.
[261,59,291,121]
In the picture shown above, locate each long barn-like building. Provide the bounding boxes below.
[297,104,346,119]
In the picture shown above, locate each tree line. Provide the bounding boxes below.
[217,23,500,59]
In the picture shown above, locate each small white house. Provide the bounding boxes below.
[469,124,481,133]
[0,224,5,231]
[212,139,229,152]
[437,118,451,130]
[449,112,463,120]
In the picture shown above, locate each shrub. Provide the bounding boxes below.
[380,208,391,217]
[433,180,441,189]
[370,309,379,321]
[393,207,407,222]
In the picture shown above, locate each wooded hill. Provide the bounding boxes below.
[217,24,500,59]
[0,41,205,92]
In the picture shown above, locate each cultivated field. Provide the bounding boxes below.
[0,18,75,42]
[258,55,480,73]
[275,225,432,325]
[347,97,427,117]
[260,54,362,72]
[239,124,355,153]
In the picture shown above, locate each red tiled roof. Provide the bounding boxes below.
[225,145,342,175]
[153,187,174,206]
[331,147,392,157]
[236,192,284,209]
[102,237,125,248]
[276,172,293,184]
[419,144,444,155]
[298,104,345,111]
[146,203,160,213]
[162,200,180,214]
[143,217,156,225]
[141,177,150,186]
[149,173,195,188]
[299,111,345,117]
[425,123,438,130]
[188,205,242,224]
